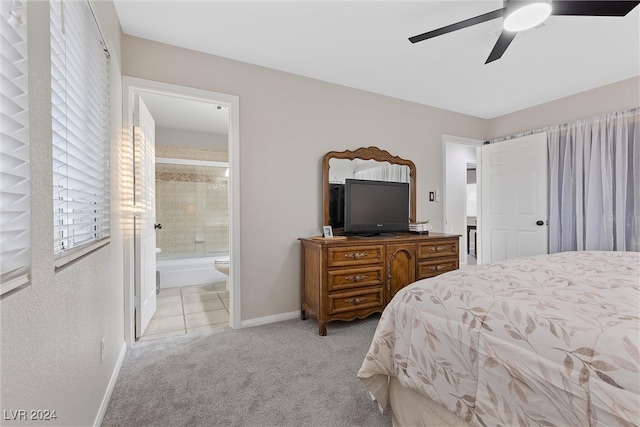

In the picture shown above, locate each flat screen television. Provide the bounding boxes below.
[344,178,409,235]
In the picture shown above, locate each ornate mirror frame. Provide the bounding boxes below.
[322,146,417,227]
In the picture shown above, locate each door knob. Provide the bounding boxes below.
[536,220,544,226]
[154,223,163,230]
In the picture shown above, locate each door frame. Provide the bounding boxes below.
[122,77,241,347]
[442,135,484,265]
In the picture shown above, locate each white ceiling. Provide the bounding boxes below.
[138,91,229,134]
[114,1,640,121]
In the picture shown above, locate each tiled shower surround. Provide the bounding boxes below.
[155,146,229,257]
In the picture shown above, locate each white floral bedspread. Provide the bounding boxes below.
[358,251,640,427]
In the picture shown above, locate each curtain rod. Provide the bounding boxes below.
[489,107,639,144]
[86,0,111,59]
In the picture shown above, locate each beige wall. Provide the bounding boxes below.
[122,35,489,321]
[122,35,640,324]
[488,77,640,139]
[0,2,125,426]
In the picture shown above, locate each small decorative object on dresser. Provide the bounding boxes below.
[409,220,432,234]
[299,233,460,336]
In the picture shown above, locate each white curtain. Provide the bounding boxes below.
[354,164,409,182]
[548,109,639,252]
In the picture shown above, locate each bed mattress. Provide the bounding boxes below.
[358,251,640,426]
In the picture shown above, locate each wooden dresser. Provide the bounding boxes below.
[299,233,460,335]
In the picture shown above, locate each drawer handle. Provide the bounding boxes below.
[435,246,445,252]
[345,274,368,282]
[345,297,368,305]
[345,252,367,259]
[429,265,446,271]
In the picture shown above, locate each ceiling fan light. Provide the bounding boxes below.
[503,1,552,32]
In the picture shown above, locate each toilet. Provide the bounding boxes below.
[213,256,230,290]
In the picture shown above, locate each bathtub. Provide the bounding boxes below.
[156,254,229,288]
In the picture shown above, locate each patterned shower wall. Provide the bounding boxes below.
[155,162,229,257]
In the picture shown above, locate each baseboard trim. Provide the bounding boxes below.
[93,341,127,427]
[240,311,299,329]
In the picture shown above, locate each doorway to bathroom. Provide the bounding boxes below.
[123,77,240,346]
[149,156,230,341]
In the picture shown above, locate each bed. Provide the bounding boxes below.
[357,251,640,427]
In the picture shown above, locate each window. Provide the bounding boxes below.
[50,0,110,267]
[1,0,30,295]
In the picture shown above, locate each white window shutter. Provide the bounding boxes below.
[1,0,30,295]
[50,0,110,267]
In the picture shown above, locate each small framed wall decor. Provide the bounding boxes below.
[322,226,333,238]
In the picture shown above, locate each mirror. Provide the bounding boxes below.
[322,146,416,230]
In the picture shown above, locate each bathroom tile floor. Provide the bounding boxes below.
[140,282,229,342]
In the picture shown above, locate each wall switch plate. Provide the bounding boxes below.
[429,191,435,202]
[100,337,105,364]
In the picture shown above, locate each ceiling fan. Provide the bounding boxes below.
[409,0,640,64]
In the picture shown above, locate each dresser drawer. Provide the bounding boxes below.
[328,287,384,315]
[328,266,384,292]
[417,240,458,259]
[327,245,384,267]
[417,258,458,279]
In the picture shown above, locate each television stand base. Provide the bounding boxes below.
[350,233,401,239]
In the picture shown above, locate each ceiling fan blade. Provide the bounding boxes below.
[409,8,504,43]
[551,1,640,16]
[485,30,517,64]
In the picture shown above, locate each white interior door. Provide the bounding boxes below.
[480,133,547,263]
[134,96,157,338]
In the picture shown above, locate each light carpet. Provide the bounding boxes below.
[102,315,392,426]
